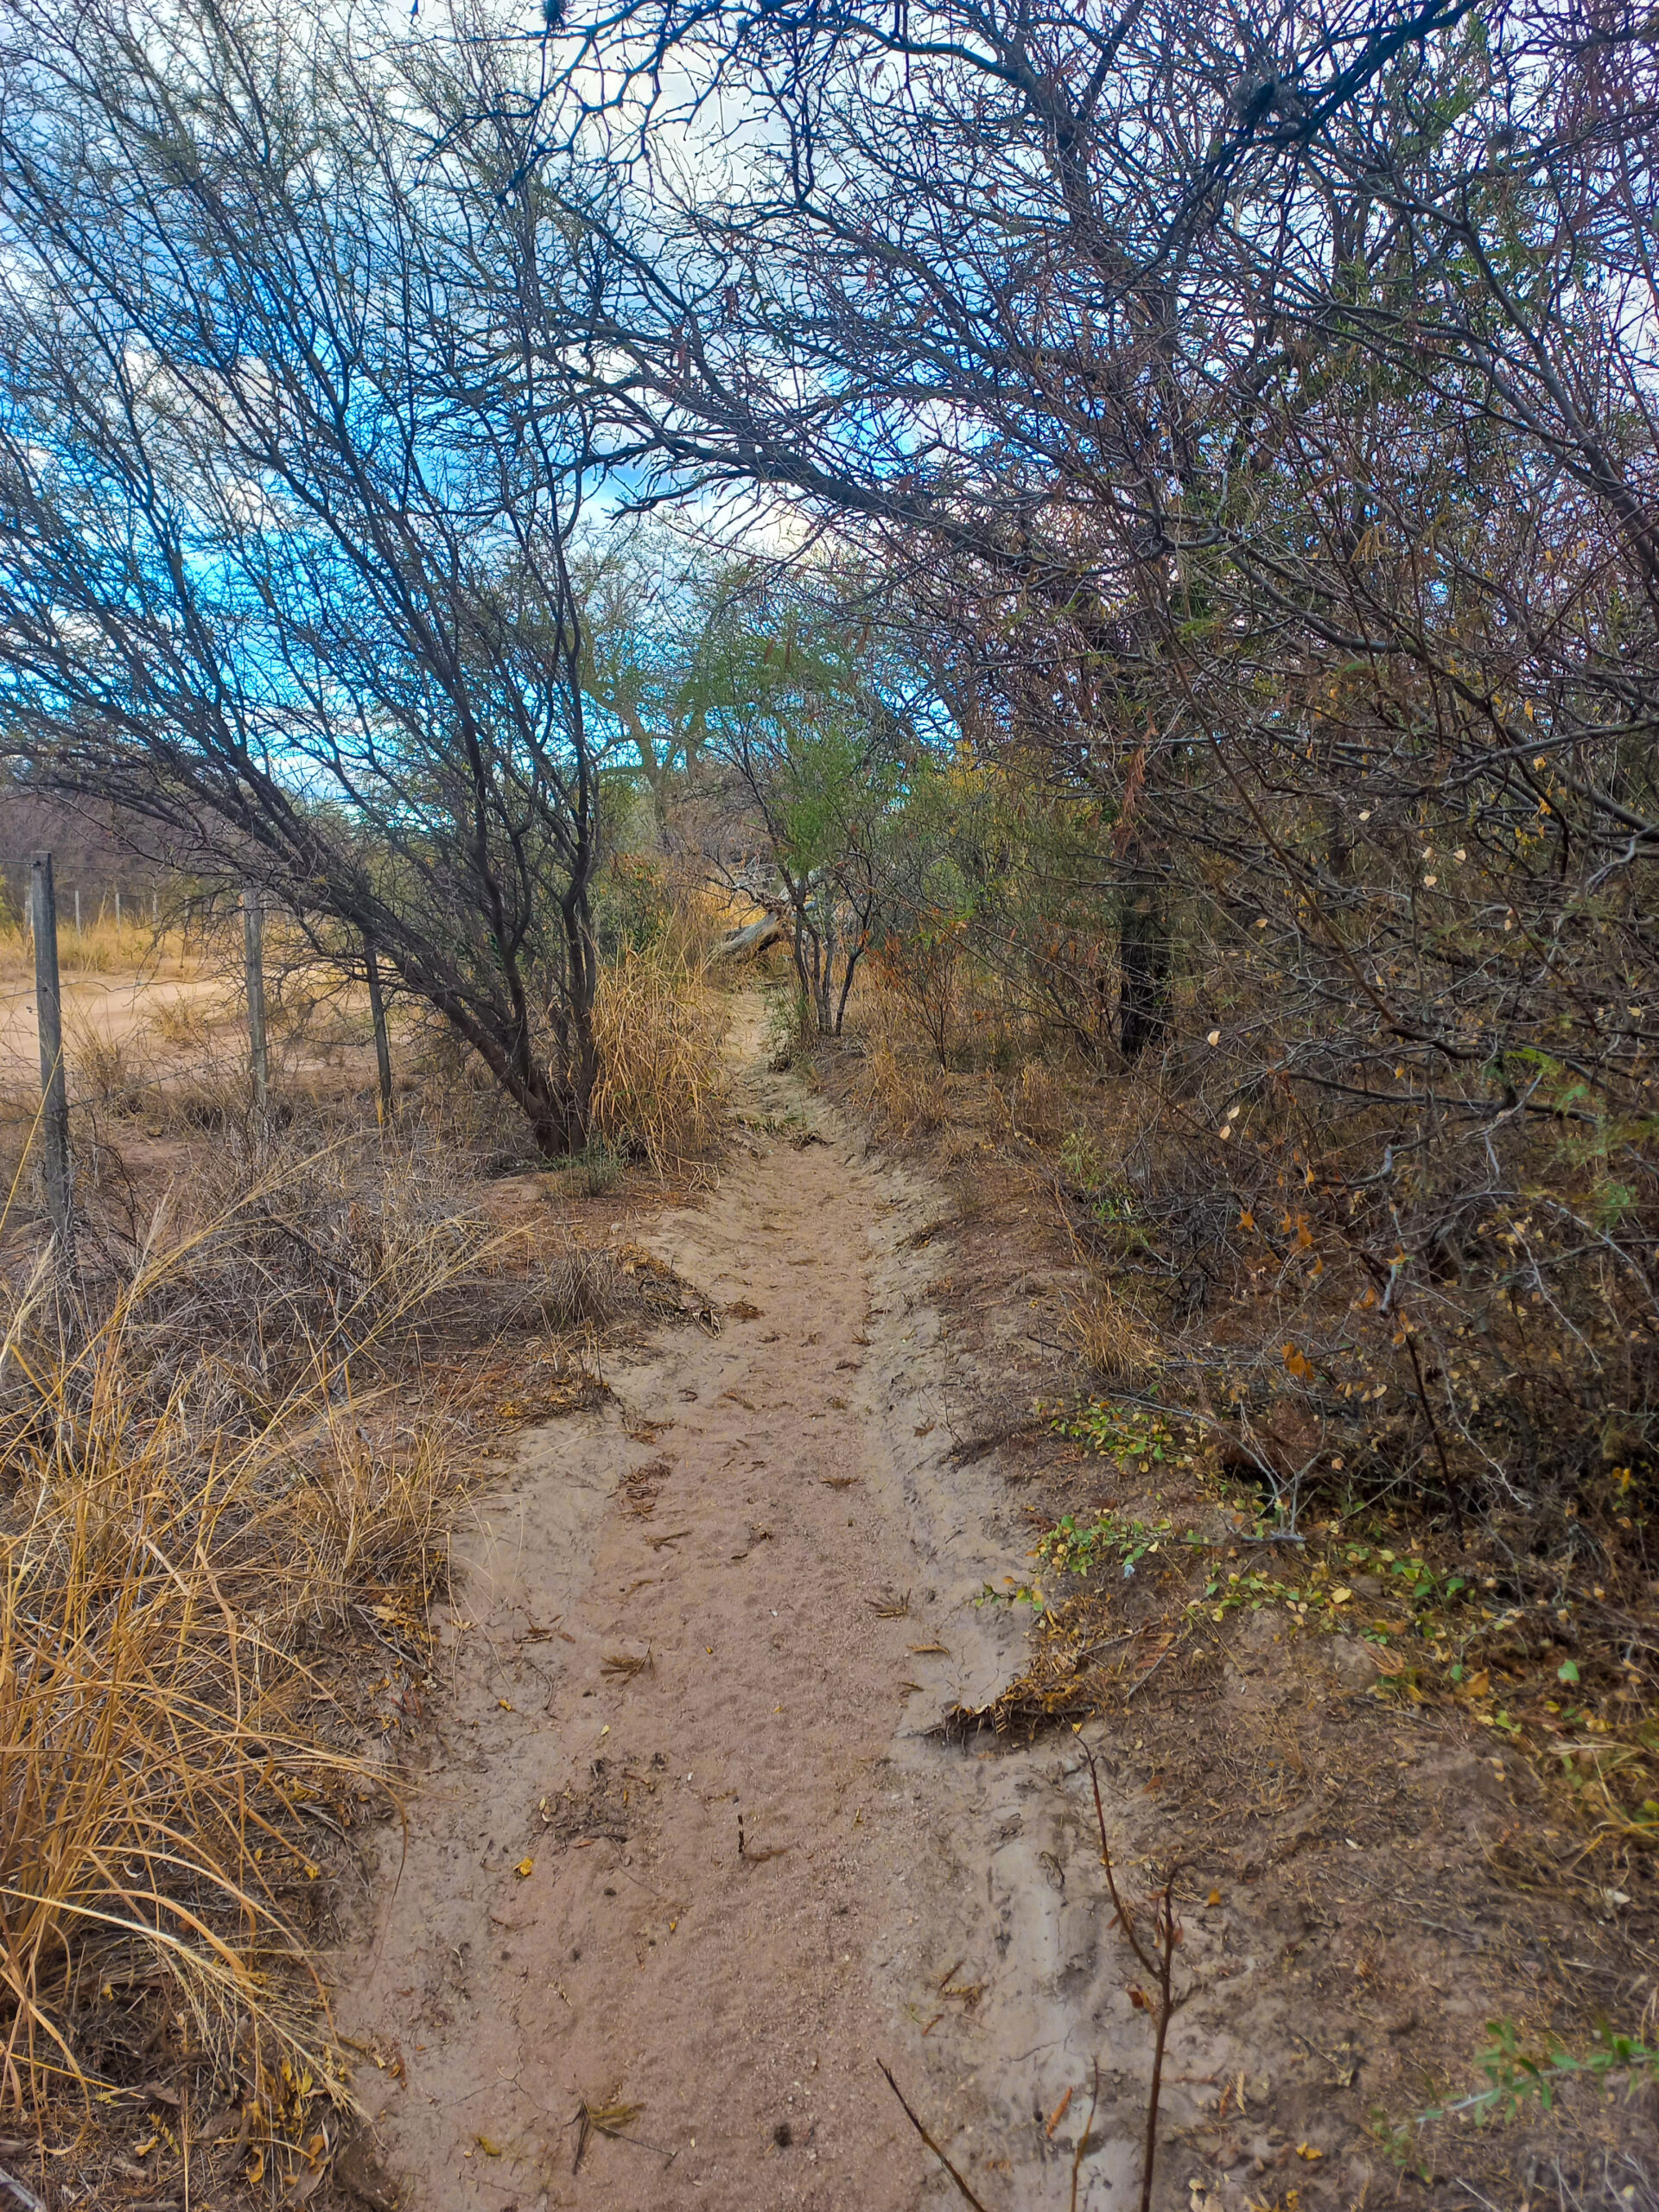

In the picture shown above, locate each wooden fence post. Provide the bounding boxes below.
[73,887,80,934]
[30,854,73,1257]
[242,887,269,1111]
[114,887,121,928]
[365,938,394,1126]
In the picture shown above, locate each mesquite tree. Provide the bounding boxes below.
[0,0,604,1152]
[695,573,906,1034]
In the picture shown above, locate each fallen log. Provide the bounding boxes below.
[714,912,785,959]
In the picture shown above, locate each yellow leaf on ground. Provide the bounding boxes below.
[514,1857,534,1878]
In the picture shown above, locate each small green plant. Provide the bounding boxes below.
[1036,1511,1199,1580]
[1338,1542,1471,1609]
[1367,2110,1433,2184]
[979,1512,1202,1613]
[1059,1127,1106,1190]
[765,981,814,1071]
[1044,1398,1196,1469]
[563,1141,623,1196]
[1406,2018,1659,2133]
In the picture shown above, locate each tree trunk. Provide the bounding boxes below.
[1119,866,1169,1063]
[545,874,599,1155]
[816,891,837,1033]
[365,938,395,1124]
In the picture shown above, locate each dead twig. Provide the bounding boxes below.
[1125,1636,1180,1700]
[878,2062,989,2211]
[1070,2061,1102,2212]
[0,2167,45,2212]
[1084,1746,1185,2212]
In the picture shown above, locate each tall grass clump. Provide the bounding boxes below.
[0,915,192,982]
[589,942,728,1173]
[0,1135,500,2176]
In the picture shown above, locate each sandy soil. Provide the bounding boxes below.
[333,1002,1185,2211]
[0,968,224,1080]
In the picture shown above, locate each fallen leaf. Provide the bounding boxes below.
[1296,2143,1323,2161]
[475,2134,504,2158]
[514,1857,534,1878]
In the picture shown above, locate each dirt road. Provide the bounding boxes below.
[336,1006,1159,2211]
[0,969,223,1083]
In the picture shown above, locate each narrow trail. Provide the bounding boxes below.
[337,1001,1145,2211]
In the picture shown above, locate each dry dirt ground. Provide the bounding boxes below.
[333,1001,1202,2211]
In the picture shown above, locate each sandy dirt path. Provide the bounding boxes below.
[336,1002,1153,2212]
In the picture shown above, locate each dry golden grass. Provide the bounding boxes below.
[657,880,737,971]
[590,942,728,1173]
[0,916,194,982]
[60,1014,141,1115]
[149,989,230,1055]
[1065,1282,1162,1387]
[0,1134,503,2178]
[1012,1058,1065,1146]
[860,1038,949,1135]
